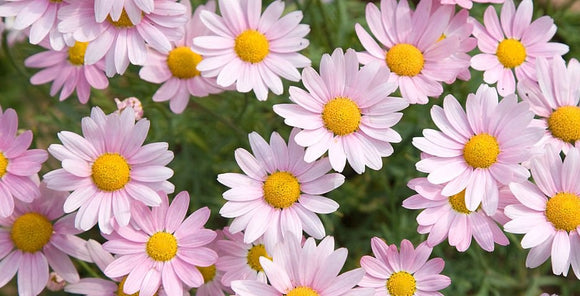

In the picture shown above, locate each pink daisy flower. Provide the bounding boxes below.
[0,107,48,217]
[403,177,509,252]
[355,0,468,104]
[58,0,187,76]
[115,97,144,120]
[359,237,451,295]
[439,0,503,10]
[43,107,174,234]
[231,235,373,296]
[517,56,580,154]
[94,0,153,24]
[504,145,580,278]
[218,128,344,249]
[195,229,232,296]
[24,40,109,104]
[103,191,218,296]
[413,84,543,215]
[273,48,408,173]
[0,182,92,296]
[139,0,223,114]
[192,0,311,101]
[470,0,569,97]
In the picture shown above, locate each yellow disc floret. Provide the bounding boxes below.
[68,41,89,66]
[386,43,425,77]
[496,39,526,69]
[545,192,580,232]
[167,47,203,79]
[322,97,361,136]
[463,134,500,169]
[286,286,320,296]
[11,213,53,253]
[246,244,272,272]
[386,271,417,296]
[234,30,269,63]
[146,232,178,262]
[91,153,131,192]
[197,265,217,283]
[107,10,136,28]
[547,106,580,143]
[448,190,472,214]
[0,152,8,178]
[263,171,301,209]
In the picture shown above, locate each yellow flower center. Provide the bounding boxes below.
[167,46,203,79]
[91,153,131,192]
[68,41,89,66]
[263,171,301,209]
[246,244,272,272]
[545,192,580,232]
[547,106,580,143]
[463,134,500,169]
[50,0,62,3]
[496,39,526,69]
[285,286,320,296]
[197,264,217,283]
[385,43,424,77]
[0,152,8,178]
[234,30,269,63]
[386,271,417,296]
[146,232,178,262]
[322,97,361,136]
[117,276,158,296]
[11,213,53,253]
[448,190,472,214]
[107,10,136,28]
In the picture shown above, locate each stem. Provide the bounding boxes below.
[75,259,101,279]
[314,0,335,50]
[2,32,30,79]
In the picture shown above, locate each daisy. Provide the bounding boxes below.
[273,48,408,173]
[413,84,543,215]
[504,145,580,278]
[470,0,569,97]
[0,107,48,217]
[0,182,92,296]
[115,97,144,120]
[103,191,218,296]
[58,0,187,76]
[24,40,109,104]
[358,237,451,295]
[439,0,503,10]
[217,129,344,249]
[139,0,223,114]
[43,107,174,234]
[355,0,468,104]
[403,177,509,252]
[517,56,580,154]
[192,0,311,101]
[231,235,374,296]
[195,229,232,296]
[94,0,153,24]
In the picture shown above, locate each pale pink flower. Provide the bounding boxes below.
[403,177,509,252]
[0,107,48,217]
[504,145,580,278]
[58,0,187,76]
[0,182,92,296]
[359,237,451,295]
[195,229,232,296]
[217,129,344,249]
[274,48,408,173]
[46,272,66,292]
[439,0,503,10]
[103,191,218,296]
[115,97,144,120]
[43,107,174,234]
[470,0,568,96]
[517,56,580,154]
[94,0,153,24]
[355,0,468,104]
[139,0,223,114]
[232,235,373,296]
[413,84,543,215]
[192,0,311,101]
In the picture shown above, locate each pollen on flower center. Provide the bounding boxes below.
[68,41,89,66]
[386,271,417,296]
[197,264,217,283]
[117,276,158,296]
[496,39,526,69]
[167,46,203,79]
[263,171,301,209]
[322,97,361,136]
[463,133,500,169]
[448,190,472,214]
[545,192,580,232]
[547,106,580,143]
[234,30,269,63]
[285,286,320,296]
[146,232,178,262]
[91,153,131,192]
[10,212,53,253]
[386,43,425,77]
[246,244,272,272]
[0,152,8,178]
[107,10,137,28]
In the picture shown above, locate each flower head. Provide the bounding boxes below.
[115,97,144,120]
